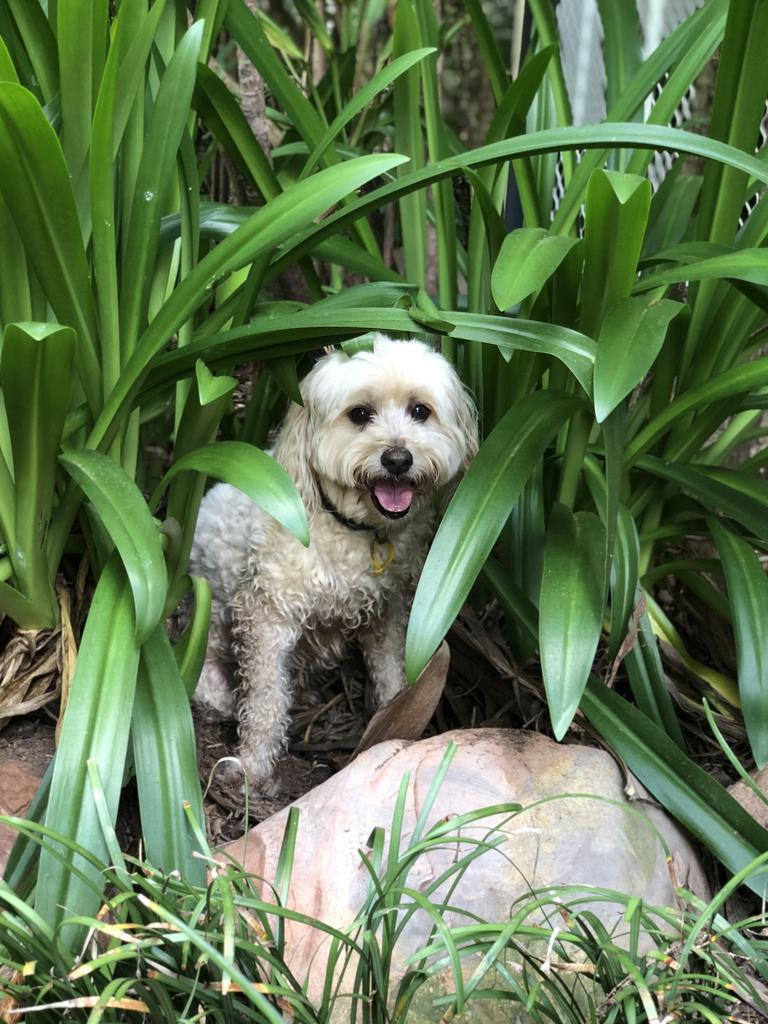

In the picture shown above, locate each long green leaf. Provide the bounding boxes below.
[57,0,107,184]
[174,575,212,697]
[593,296,683,422]
[144,303,595,403]
[626,355,768,464]
[119,20,203,358]
[406,392,582,681]
[35,557,139,944]
[581,679,768,897]
[3,0,58,103]
[393,0,426,286]
[0,34,19,84]
[449,312,595,395]
[195,63,279,202]
[272,123,768,279]
[710,518,768,769]
[539,504,606,740]
[686,0,768,374]
[580,170,651,337]
[635,247,768,294]
[596,0,642,118]
[2,322,76,624]
[88,153,408,451]
[165,361,236,591]
[491,228,578,311]
[133,626,207,885]
[302,48,436,178]
[638,457,768,541]
[0,84,101,412]
[552,0,727,233]
[460,0,506,102]
[59,449,167,644]
[151,440,309,548]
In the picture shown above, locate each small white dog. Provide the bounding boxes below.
[190,335,478,790]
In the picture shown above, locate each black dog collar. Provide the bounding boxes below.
[319,485,378,533]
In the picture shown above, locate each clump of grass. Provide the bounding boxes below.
[1,747,767,1023]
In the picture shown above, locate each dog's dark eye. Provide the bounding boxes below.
[411,403,431,423]
[348,405,373,426]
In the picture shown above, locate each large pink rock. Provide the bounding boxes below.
[0,760,41,871]
[223,729,707,1004]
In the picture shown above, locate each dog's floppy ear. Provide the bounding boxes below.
[273,401,321,514]
[454,381,480,472]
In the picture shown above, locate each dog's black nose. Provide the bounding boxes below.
[381,447,413,476]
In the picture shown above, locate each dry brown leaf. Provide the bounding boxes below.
[351,641,449,757]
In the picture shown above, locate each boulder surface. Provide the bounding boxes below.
[224,728,708,1013]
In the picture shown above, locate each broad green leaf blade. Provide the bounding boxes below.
[710,518,768,768]
[581,678,768,897]
[59,450,167,644]
[133,626,207,885]
[88,152,409,451]
[491,229,578,310]
[539,505,606,740]
[406,392,582,681]
[90,0,169,397]
[593,296,683,422]
[2,322,76,624]
[0,84,101,413]
[36,558,139,944]
[581,169,652,337]
[583,456,638,661]
[153,441,309,548]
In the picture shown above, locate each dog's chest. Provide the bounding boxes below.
[258,514,424,626]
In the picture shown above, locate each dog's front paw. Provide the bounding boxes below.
[212,754,281,798]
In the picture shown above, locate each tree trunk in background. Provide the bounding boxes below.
[237,1,272,163]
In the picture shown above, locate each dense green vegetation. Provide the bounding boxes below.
[0,0,768,1016]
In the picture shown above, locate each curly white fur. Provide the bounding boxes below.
[189,335,478,790]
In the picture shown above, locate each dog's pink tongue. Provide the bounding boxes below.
[374,480,414,513]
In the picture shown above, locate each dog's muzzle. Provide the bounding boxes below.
[371,447,415,518]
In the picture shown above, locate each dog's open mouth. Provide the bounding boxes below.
[370,478,414,519]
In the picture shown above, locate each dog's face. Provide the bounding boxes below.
[291,336,478,526]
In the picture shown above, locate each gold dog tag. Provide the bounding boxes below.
[371,537,395,574]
